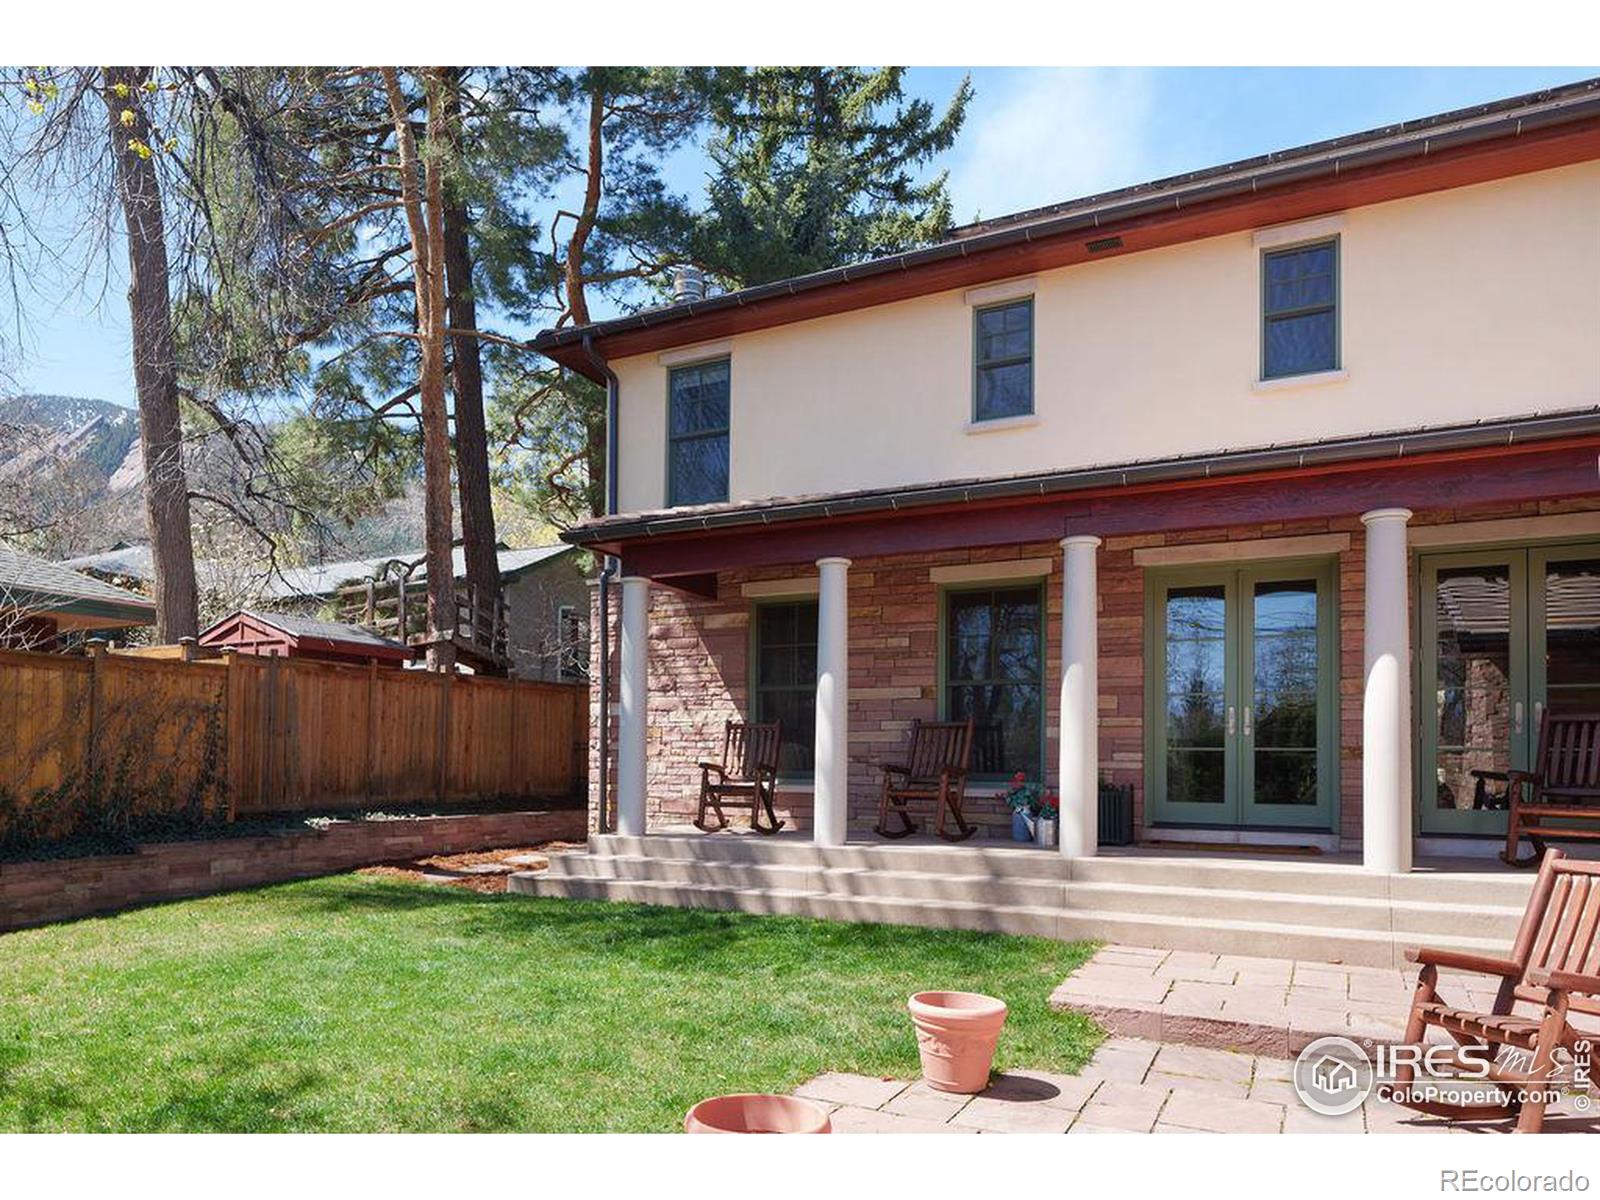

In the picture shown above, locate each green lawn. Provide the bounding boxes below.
[0,875,1100,1131]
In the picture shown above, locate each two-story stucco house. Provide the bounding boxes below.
[524,80,1600,959]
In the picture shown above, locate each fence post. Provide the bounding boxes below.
[84,638,107,788]
[436,659,453,804]
[365,658,379,804]
[262,652,279,811]
[178,636,198,662]
[221,648,239,821]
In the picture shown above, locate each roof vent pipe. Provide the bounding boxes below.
[672,265,706,304]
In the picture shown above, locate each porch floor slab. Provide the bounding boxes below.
[1049,944,1600,1057]
[794,1037,1600,1134]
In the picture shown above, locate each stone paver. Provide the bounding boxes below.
[790,1030,1600,1134]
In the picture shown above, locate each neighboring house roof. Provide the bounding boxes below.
[265,543,575,600]
[60,542,577,601]
[564,406,1600,547]
[199,609,411,663]
[0,543,157,626]
[533,77,1600,380]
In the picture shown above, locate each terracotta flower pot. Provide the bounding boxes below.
[683,1093,832,1134]
[907,990,1008,1094]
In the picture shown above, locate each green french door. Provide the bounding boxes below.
[1146,561,1339,829]
[1419,543,1600,836]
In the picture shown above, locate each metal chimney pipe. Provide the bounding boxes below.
[671,265,705,304]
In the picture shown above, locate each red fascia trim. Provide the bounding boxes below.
[612,436,1600,579]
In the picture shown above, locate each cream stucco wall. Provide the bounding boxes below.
[612,161,1600,514]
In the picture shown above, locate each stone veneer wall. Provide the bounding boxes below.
[588,496,1600,848]
[0,808,585,933]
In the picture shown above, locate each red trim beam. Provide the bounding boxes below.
[616,437,1600,579]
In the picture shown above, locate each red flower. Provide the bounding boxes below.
[1010,771,1026,786]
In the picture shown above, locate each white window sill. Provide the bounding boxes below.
[964,414,1040,435]
[1252,368,1348,395]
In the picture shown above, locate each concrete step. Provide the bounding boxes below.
[588,834,1536,905]
[551,853,1523,938]
[507,870,1516,968]
[587,833,1074,879]
[1068,853,1535,906]
[1062,879,1522,939]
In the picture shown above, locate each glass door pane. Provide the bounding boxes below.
[1151,579,1237,824]
[1419,554,1526,835]
[1241,574,1331,826]
[1533,551,1600,721]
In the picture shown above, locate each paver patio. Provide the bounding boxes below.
[1047,943,1600,1056]
[794,1037,1600,1134]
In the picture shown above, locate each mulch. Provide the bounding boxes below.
[358,842,585,894]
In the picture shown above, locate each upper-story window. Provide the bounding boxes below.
[973,298,1033,421]
[668,358,730,506]
[1261,238,1338,380]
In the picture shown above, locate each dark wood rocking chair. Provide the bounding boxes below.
[694,720,785,835]
[1396,849,1600,1133]
[874,717,976,843]
[1476,711,1600,867]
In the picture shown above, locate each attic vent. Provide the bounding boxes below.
[1085,235,1124,254]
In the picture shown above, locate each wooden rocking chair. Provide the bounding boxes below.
[1476,711,1600,867]
[874,717,976,843]
[694,720,785,835]
[1395,849,1600,1133]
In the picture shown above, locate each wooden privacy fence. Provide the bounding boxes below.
[0,646,586,837]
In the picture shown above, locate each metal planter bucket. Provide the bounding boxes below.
[1033,817,1058,849]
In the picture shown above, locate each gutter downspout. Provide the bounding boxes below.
[581,333,620,834]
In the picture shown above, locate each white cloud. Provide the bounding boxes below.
[946,68,1160,226]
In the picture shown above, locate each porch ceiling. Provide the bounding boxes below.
[586,421,1600,582]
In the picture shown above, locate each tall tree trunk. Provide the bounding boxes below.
[440,72,500,631]
[384,67,455,671]
[102,67,199,643]
[570,77,607,517]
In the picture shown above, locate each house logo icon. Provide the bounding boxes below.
[1293,1036,1375,1117]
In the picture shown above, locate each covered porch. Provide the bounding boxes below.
[585,414,1600,879]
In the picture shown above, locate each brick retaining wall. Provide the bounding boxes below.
[0,808,586,933]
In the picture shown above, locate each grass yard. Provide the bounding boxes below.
[0,875,1100,1132]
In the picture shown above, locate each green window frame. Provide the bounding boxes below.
[972,298,1034,421]
[667,358,730,506]
[750,598,818,777]
[938,582,1045,779]
[1260,237,1339,380]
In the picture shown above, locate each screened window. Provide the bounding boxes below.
[753,600,818,775]
[973,298,1033,421]
[668,358,730,505]
[1262,239,1338,379]
[943,585,1044,777]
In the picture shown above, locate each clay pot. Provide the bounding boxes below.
[907,991,1008,1094]
[683,1093,833,1134]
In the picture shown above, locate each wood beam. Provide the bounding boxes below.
[619,438,1600,579]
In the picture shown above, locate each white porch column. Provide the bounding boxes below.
[813,557,851,847]
[1060,536,1102,858]
[616,575,650,838]
[1361,508,1413,873]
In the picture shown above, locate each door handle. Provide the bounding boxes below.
[1533,701,1544,734]
[1244,706,1253,738]
[1514,701,1524,737]
[1227,706,1236,737]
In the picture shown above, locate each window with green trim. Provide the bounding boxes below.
[668,358,730,505]
[753,600,818,775]
[973,298,1033,421]
[942,585,1044,777]
[1261,239,1338,379]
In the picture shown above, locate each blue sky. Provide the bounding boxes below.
[5,66,1593,408]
